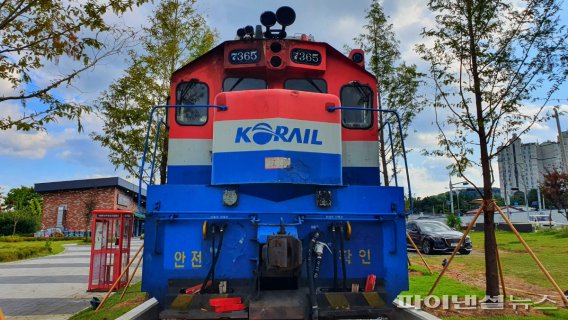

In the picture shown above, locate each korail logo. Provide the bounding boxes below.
[235,122,323,145]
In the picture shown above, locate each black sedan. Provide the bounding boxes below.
[406,220,472,255]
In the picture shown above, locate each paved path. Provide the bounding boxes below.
[0,239,143,320]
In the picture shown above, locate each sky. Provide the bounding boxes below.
[0,0,567,198]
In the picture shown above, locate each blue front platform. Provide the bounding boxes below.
[142,184,409,305]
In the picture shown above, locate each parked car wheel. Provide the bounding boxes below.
[422,239,433,255]
[460,249,471,255]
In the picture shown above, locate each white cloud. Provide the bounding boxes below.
[0,70,18,98]
[329,15,362,48]
[0,104,107,162]
[408,166,449,198]
[0,129,61,159]
[406,132,440,149]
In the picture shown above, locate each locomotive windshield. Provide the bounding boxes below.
[340,84,373,129]
[284,79,327,93]
[176,81,208,125]
[223,77,266,91]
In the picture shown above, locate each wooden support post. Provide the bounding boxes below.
[427,207,483,297]
[495,244,507,306]
[96,244,144,312]
[495,206,568,306]
[120,252,144,300]
[406,232,433,274]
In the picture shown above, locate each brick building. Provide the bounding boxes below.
[34,177,146,236]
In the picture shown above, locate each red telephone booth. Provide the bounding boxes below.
[88,210,133,292]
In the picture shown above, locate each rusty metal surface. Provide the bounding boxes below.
[317,292,391,319]
[248,290,307,320]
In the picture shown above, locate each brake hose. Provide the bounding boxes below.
[331,225,338,291]
[339,225,347,291]
[200,224,226,293]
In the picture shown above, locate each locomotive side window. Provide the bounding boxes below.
[223,77,266,91]
[284,79,327,93]
[176,81,209,126]
[340,84,373,129]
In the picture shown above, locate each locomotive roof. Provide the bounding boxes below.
[172,39,377,80]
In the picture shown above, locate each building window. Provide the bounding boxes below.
[117,194,131,207]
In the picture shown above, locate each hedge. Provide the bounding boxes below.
[0,246,50,262]
[0,235,87,242]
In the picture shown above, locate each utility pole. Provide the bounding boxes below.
[537,187,542,213]
[449,174,454,215]
[554,108,568,173]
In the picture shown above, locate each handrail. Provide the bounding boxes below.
[385,121,398,187]
[136,104,412,215]
[149,118,165,185]
[137,104,228,213]
[327,106,413,216]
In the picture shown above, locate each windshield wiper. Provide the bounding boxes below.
[228,78,244,91]
[349,80,371,103]
[179,79,198,103]
[306,79,323,93]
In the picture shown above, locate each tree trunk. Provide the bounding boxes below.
[466,0,499,297]
[377,89,389,186]
[12,220,18,236]
[379,112,389,186]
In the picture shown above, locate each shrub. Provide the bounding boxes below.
[446,213,462,230]
[0,212,40,236]
[45,239,53,253]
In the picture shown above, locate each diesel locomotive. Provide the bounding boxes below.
[140,6,411,319]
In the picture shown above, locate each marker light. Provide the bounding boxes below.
[352,52,363,63]
[276,6,296,27]
[244,25,254,36]
[236,28,246,39]
[260,11,277,27]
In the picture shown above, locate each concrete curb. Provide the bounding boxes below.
[116,298,159,320]
[391,299,441,320]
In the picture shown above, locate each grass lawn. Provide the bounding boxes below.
[404,229,568,319]
[463,229,568,289]
[0,238,88,262]
[70,282,147,320]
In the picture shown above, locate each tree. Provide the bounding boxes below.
[4,186,41,211]
[417,0,567,297]
[83,198,97,241]
[3,186,42,235]
[92,0,217,184]
[0,186,4,212]
[541,169,568,220]
[353,0,424,186]
[0,0,148,131]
